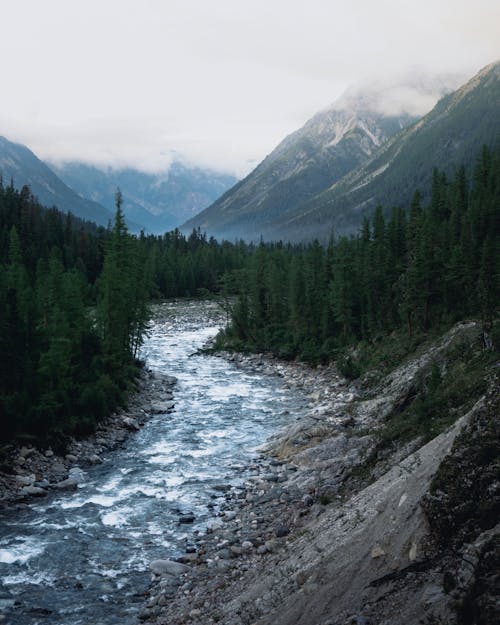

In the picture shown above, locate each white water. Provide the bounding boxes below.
[0,301,308,624]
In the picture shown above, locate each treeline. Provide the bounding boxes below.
[220,144,499,364]
[0,185,247,446]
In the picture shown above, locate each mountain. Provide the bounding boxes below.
[51,161,238,234]
[181,74,461,241]
[265,61,500,242]
[0,136,114,226]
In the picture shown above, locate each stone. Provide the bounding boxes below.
[151,401,175,414]
[275,525,290,538]
[371,546,386,559]
[21,485,47,497]
[265,539,277,552]
[149,559,189,576]
[178,514,195,524]
[54,477,79,490]
[241,541,253,552]
[122,416,140,431]
[44,449,54,458]
[88,454,102,465]
[302,494,314,507]
[65,454,78,463]
[14,475,35,486]
[19,446,35,458]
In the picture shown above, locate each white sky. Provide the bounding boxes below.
[0,0,498,176]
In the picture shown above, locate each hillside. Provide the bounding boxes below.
[52,161,238,234]
[181,75,463,241]
[0,136,114,227]
[265,61,500,242]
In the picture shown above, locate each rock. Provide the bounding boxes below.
[65,454,78,463]
[241,541,253,552]
[178,514,195,524]
[178,552,198,563]
[223,511,237,521]
[54,477,79,490]
[302,494,314,507]
[295,571,308,586]
[44,449,54,457]
[88,454,102,465]
[265,539,277,552]
[122,417,140,431]
[151,401,175,414]
[14,475,35,486]
[21,485,47,497]
[19,446,35,458]
[149,559,189,576]
[371,546,386,559]
[275,525,290,538]
[257,545,268,555]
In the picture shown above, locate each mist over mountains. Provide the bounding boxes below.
[183,64,499,242]
[51,162,238,234]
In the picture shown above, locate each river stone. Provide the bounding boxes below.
[54,477,79,490]
[122,417,140,431]
[151,401,175,414]
[65,454,78,463]
[149,559,189,576]
[21,485,47,497]
[15,475,35,486]
[19,446,35,458]
[275,525,290,538]
[88,454,102,465]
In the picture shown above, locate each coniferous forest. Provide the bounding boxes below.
[218,144,500,364]
[0,143,499,446]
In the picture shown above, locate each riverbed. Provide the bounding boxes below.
[0,301,309,625]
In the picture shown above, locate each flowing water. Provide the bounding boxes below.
[0,301,308,624]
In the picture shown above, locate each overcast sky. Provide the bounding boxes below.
[1,0,498,176]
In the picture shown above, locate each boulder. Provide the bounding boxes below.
[122,417,140,431]
[21,485,47,497]
[149,559,189,576]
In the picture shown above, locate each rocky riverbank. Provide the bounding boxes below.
[0,370,177,507]
[140,321,499,625]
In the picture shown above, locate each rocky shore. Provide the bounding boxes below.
[140,321,499,625]
[0,370,177,507]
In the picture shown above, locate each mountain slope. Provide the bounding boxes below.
[52,161,238,234]
[264,61,500,242]
[0,136,114,226]
[181,76,460,241]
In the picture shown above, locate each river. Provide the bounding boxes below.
[0,301,308,625]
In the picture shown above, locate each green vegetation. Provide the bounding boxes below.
[0,184,247,447]
[0,143,498,451]
[218,144,500,368]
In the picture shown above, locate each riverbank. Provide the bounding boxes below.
[0,370,177,508]
[141,321,499,625]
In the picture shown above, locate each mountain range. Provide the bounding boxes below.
[0,136,115,227]
[183,62,499,242]
[0,136,237,233]
[51,161,238,234]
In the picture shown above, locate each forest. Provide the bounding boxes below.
[0,143,498,447]
[218,144,500,367]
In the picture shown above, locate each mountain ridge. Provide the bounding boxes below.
[0,136,115,227]
[182,64,498,242]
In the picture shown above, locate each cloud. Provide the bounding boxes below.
[0,0,498,176]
